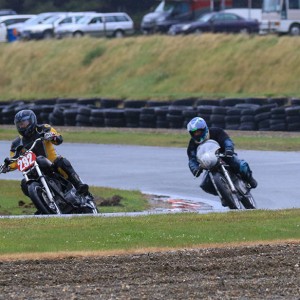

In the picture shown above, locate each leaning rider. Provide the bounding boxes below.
[1,109,89,197]
[187,117,257,189]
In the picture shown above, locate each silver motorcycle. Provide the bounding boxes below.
[196,139,256,209]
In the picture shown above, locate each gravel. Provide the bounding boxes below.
[1,242,299,299]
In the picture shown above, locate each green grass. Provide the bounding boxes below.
[0,180,149,216]
[1,35,300,100]
[1,126,300,151]
[0,209,299,254]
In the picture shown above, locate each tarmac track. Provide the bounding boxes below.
[1,141,300,212]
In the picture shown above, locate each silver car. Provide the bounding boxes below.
[20,12,96,40]
[55,12,134,38]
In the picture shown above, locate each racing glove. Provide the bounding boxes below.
[44,132,57,141]
[193,167,203,177]
[0,164,10,173]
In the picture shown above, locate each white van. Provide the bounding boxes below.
[54,12,135,38]
[0,14,35,42]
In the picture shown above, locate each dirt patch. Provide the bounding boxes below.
[0,242,299,299]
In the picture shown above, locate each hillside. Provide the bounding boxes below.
[0,34,300,101]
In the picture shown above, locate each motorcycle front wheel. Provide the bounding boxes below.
[239,192,257,209]
[28,182,61,214]
[213,173,242,209]
[234,178,257,209]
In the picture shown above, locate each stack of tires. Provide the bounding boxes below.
[285,100,300,131]
[2,96,300,132]
[123,100,145,128]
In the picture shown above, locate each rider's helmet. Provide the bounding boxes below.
[187,117,209,144]
[14,110,37,138]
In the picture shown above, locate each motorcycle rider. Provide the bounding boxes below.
[1,109,89,198]
[187,117,257,197]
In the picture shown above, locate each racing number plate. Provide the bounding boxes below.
[17,151,36,172]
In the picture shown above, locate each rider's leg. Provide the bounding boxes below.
[53,156,89,194]
[225,155,257,188]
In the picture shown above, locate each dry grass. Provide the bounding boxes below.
[0,35,300,100]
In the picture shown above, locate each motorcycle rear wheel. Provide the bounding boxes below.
[28,182,61,214]
[213,173,242,209]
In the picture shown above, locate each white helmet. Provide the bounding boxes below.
[187,117,209,144]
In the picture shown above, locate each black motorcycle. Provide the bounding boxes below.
[196,139,256,210]
[0,138,98,215]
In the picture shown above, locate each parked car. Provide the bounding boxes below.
[168,12,260,35]
[54,12,134,38]
[16,12,64,40]
[0,14,35,42]
[0,9,17,16]
[141,0,197,34]
[20,12,97,40]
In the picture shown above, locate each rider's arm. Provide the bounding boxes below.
[50,127,63,145]
[7,138,22,171]
[42,124,63,145]
[7,150,17,171]
[210,127,235,154]
[187,140,202,177]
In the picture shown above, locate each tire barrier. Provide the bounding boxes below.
[2,96,300,131]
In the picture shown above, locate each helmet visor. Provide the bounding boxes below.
[191,128,205,138]
[16,119,30,129]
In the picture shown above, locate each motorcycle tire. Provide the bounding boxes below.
[79,203,99,214]
[233,178,257,209]
[213,173,242,209]
[79,195,99,214]
[28,182,61,214]
[239,192,256,209]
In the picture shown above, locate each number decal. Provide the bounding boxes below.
[17,151,36,171]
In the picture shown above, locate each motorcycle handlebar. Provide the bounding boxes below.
[1,137,43,166]
[218,153,234,158]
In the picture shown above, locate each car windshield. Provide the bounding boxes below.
[43,15,63,24]
[155,1,175,13]
[23,14,52,25]
[196,13,213,22]
[77,15,94,24]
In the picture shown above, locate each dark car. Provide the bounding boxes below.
[168,12,259,35]
[0,9,17,16]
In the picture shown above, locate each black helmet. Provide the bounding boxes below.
[14,110,37,138]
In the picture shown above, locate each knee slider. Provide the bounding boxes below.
[54,156,72,169]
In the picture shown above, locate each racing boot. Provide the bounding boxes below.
[247,173,257,189]
[68,172,89,195]
[239,161,257,189]
[54,157,89,195]
[241,171,257,189]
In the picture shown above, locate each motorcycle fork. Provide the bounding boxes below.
[209,172,224,200]
[220,164,237,193]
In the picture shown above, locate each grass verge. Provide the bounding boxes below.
[0,180,149,215]
[0,209,299,255]
[1,126,300,151]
